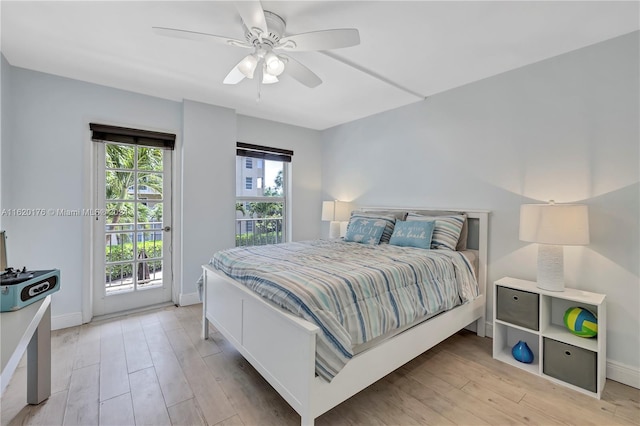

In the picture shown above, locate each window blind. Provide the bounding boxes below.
[236,142,293,163]
[90,123,176,150]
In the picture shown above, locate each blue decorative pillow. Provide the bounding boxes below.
[389,220,435,249]
[350,212,397,243]
[344,217,386,245]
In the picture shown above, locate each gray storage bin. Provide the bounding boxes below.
[496,286,539,331]
[543,338,597,392]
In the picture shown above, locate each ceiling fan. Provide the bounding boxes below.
[153,1,360,92]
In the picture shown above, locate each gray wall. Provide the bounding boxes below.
[0,62,323,324]
[321,32,639,376]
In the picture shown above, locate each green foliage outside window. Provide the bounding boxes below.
[105,241,163,282]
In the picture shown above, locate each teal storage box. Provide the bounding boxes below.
[0,269,60,312]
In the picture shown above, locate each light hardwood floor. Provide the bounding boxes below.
[2,304,638,426]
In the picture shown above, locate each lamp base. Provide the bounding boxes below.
[537,244,565,292]
[339,221,349,238]
[329,221,341,239]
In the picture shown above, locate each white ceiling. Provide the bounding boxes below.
[2,1,638,130]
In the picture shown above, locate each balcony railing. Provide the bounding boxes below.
[104,220,163,293]
[236,217,283,247]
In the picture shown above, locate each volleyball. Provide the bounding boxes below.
[563,307,598,338]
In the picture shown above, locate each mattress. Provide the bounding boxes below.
[210,240,479,381]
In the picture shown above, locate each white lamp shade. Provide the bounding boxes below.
[321,201,335,221]
[238,54,258,78]
[520,203,589,246]
[262,73,279,84]
[322,200,353,222]
[264,52,285,76]
[334,201,352,222]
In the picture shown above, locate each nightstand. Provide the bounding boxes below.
[493,277,606,399]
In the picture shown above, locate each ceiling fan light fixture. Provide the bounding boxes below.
[238,54,258,78]
[264,52,285,76]
[262,73,279,84]
[153,4,360,90]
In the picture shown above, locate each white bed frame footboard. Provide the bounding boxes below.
[203,210,489,425]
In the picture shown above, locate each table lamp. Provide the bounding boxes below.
[322,200,351,239]
[519,201,589,292]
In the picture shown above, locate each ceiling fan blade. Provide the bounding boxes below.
[235,1,268,36]
[153,27,251,48]
[278,29,360,51]
[280,55,322,88]
[223,66,246,85]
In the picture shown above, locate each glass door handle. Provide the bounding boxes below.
[163,226,171,232]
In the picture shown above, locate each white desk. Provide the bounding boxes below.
[0,295,52,404]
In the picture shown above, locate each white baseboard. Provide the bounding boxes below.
[179,292,201,306]
[607,360,640,389]
[485,320,493,338]
[52,311,83,330]
[464,320,493,337]
[53,296,199,329]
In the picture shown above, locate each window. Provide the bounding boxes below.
[235,142,292,247]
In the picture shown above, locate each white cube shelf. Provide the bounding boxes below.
[493,277,606,399]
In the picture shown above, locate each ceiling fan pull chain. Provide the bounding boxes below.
[256,59,264,103]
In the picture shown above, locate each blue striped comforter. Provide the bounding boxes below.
[211,240,478,381]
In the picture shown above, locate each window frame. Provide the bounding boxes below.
[235,145,290,246]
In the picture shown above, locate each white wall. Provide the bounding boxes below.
[0,63,324,325]
[1,65,182,326]
[2,28,635,384]
[1,54,10,232]
[321,32,639,384]
[178,111,323,302]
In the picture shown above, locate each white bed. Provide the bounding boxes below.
[202,208,489,425]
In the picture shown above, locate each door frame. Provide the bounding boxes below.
[82,127,182,323]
